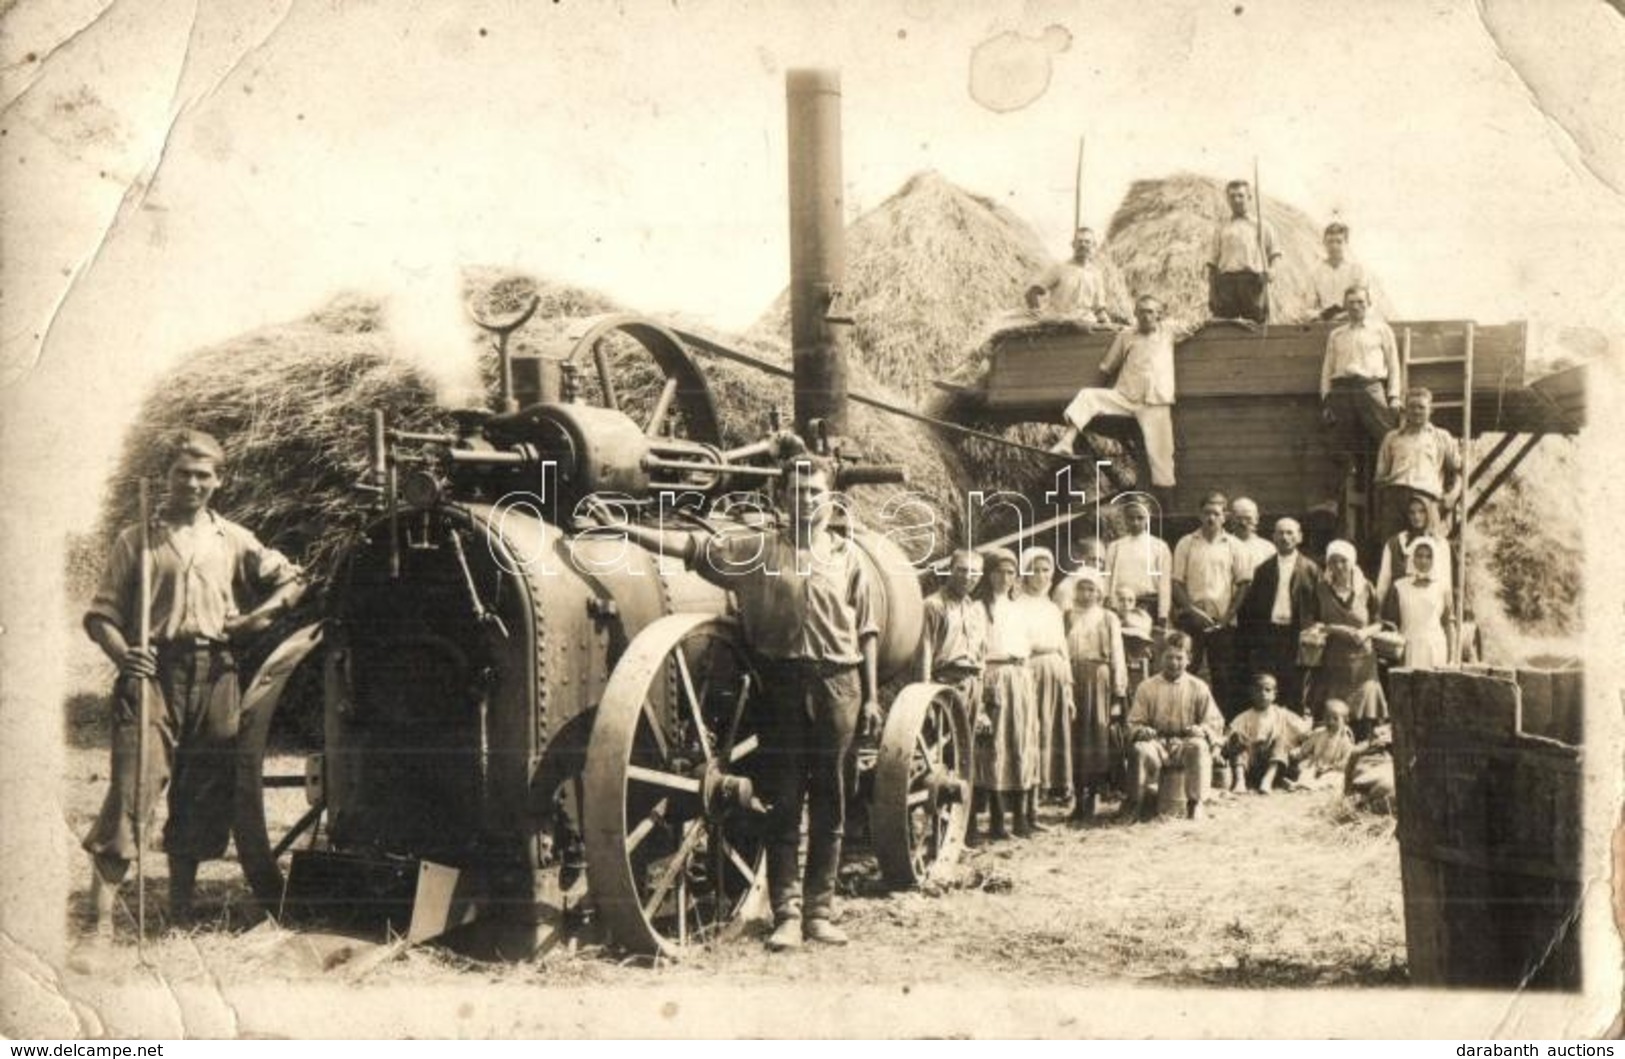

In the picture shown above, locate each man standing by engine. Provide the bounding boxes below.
[82,430,303,937]
[607,454,880,952]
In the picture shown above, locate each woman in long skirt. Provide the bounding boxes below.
[1017,547,1073,817]
[1063,569,1126,821]
[1307,539,1387,740]
[1383,538,1457,668]
[971,548,1037,840]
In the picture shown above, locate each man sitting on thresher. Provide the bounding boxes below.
[1049,296,1180,503]
[1024,226,1118,326]
[612,453,881,953]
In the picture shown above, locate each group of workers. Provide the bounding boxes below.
[920,487,1455,837]
[1031,180,1449,532]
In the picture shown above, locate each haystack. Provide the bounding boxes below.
[928,173,1403,510]
[93,271,966,590]
[94,295,450,580]
[1102,172,1394,327]
[752,170,1060,402]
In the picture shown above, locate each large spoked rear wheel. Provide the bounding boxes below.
[233,624,327,913]
[872,683,972,889]
[583,614,768,959]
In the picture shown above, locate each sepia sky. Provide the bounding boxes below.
[3,0,1624,525]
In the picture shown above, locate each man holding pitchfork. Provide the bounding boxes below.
[82,430,303,938]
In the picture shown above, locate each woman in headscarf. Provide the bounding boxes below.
[971,547,1037,840]
[1382,537,1457,669]
[1016,546,1072,822]
[1307,539,1388,741]
[1062,568,1127,821]
[1374,493,1453,602]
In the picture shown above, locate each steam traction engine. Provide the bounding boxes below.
[231,313,972,959]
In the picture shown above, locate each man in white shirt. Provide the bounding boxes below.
[1235,517,1320,711]
[1374,387,1463,539]
[1050,295,1179,493]
[1310,223,1369,322]
[1171,492,1254,719]
[1320,286,1401,471]
[1102,500,1173,626]
[1228,497,1277,571]
[1025,227,1117,325]
[1207,180,1281,324]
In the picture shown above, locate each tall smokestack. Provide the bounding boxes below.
[786,68,850,438]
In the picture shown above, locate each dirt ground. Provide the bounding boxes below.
[59,700,1407,992]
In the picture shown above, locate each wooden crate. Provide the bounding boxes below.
[1388,667,1583,990]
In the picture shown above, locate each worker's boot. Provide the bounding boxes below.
[765,840,802,952]
[167,856,198,929]
[800,834,845,945]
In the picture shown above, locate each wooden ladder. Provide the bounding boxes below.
[1399,321,1475,662]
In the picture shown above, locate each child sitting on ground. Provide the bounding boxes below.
[1288,699,1356,789]
[1223,673,1309,795]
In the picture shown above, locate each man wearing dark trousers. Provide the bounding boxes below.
[607,455,880,952]
[1171,492,1253,720]
[1235,517,1320,713]
[83,430,303,936]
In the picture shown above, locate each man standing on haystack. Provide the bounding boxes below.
[1207,179,1281,324]
[1024,226,1118,326]
[83,430,303,937]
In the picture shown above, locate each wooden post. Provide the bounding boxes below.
[135,479,151,953]
[1454,322,1474,662]
[1073,135,1085,234]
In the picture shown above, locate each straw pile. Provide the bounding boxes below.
[93,294,451,580]
[92,270,966,586]
[929,173,1403,505]
[753,171,1061,403]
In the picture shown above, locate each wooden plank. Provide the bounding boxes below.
[1550,668,1584,747]
[982,319,1538,416]
[1517,669,1556,743]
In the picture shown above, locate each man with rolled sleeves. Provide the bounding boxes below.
[1171,492,1253,719]
[83,430,303,936]
[1207,180,1281,324]
[1374,386,1462,540]
[609,455,881,951]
